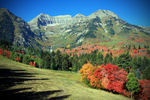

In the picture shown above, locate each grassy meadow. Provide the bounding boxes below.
[0,55,131,100]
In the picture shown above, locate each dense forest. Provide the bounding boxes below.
[0,40,150,80]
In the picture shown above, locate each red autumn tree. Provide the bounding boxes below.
[80,63,129,96]
[29,61,33,66]
[0,49,3,55]
[138,80,150,100]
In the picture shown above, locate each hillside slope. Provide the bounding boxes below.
[0,56,130,100]
[0,8,40,48]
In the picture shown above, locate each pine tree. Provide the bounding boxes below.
[96,52,103,65]
[71,54,78,72]
[10,52,18,61]
[131,56,138,70]
[50,57,55,70]
[90,50,97,65]
[138,45,141,49]
[126,72,140,99]
[61,54,70,70]
[36,58,43,68]
[128,45,131,50]
[43,54,51,69]
[62,59,69,70]
[22,54,31,64]
[117,52,132,72]
[142,65,150,80]
[104,53,112,65]
[133,45,136,49]
[112,56,118,65]
[19,54,23,63]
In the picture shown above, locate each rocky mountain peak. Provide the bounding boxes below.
[89,9,119,19]
[29,13,51,26]
[0,8,38,47]
[74,14,85,18]
[0,8,9,13]
[37,13,50,18]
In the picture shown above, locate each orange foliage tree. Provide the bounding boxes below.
[80,63,129,95]
[79,63,97,86]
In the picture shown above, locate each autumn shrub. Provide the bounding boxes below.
[88,65,102,88]
[96,64,128,95]
[80,63,129,95]
[79,63,97,86]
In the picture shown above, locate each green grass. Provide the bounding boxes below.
[0,55,131,100]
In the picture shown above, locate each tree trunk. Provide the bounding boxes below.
[131,92,132,100]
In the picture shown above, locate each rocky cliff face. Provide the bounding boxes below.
[28,9,150,49]
[28,14,72,29]
[0,8,39,47]
[28,9,119,28]
[29,9,146,35]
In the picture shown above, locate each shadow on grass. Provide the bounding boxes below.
[0,88,70,100]
[0,65,70,100]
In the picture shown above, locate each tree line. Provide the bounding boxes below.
[0,40,150,80]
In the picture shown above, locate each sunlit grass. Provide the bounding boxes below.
[0,55,131,100]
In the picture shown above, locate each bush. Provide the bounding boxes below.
[79,63,97,86]
[80,63,129,95]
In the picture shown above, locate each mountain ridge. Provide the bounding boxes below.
[28,9,150,49]
[0,8,150,51]
[28,9,120,26]
[0,8,40,48]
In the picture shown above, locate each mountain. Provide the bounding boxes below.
[0,8,149,50]
[0,8,39,47]
[28,9,150,49]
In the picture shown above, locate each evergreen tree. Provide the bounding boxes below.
[128,45,131,50]
[36,58,43,68]
[138,45,141,49]
[117,52,132,72]
[43,54,51,69]
[126,72,140,99]
[142,56,150,71]
[50,57,56,70]
[144,45,147,48]
[62,59,69,70]
[22,54,31,64]
[53,50,62,70]
[10,52,18,61]
[142,65,150,80]
[112,56,118,65]
[19,54,23,63]
[61,54,70,70]
[96,52,103,65]
[131,56,144,72]
[131,56,138,70]
[133,45,136,49]
[89,50,97,65]
[71,55,79,72]
[104,53,112,65]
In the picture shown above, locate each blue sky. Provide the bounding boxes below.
[0,0,150,26]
